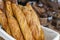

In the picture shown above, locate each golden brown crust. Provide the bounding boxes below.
[12,3,34,40]
[0,0,44,40]
[21,3,44,40]
[7,15,24,40]
[0,0,11,35]
[0,10,11,35]
[5,1,24,40]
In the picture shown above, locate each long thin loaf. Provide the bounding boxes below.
[0,0,11,35]
[27,3,44,40]
[12,3,34,40]
[23,3,44,40]
[0,10,11,35]
[5,1,24,40]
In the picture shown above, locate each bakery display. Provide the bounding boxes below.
[0,0,44,40]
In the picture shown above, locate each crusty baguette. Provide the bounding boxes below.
[6,15,24,40]
[0,0,11,35]
[22,6,41,40]
[12,3,34,40]
[26,4,44,40]
[0,10,11,35]
[19,5,44,40]
[21,3,44,40]
[5,1,24,40]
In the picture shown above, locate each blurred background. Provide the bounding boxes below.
[18,0,60,34]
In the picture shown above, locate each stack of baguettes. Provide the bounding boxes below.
[0,0,44,40]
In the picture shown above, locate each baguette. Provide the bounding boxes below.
[0,10,11,35]
[0,0,11,35]
[27,4,44,40]
[22,3,44,40]
[5,1,24,40]
[12,3,34,40]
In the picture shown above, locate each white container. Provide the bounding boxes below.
[0,27,15,40]
[42,26,59,40]
[0,26,59,40]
